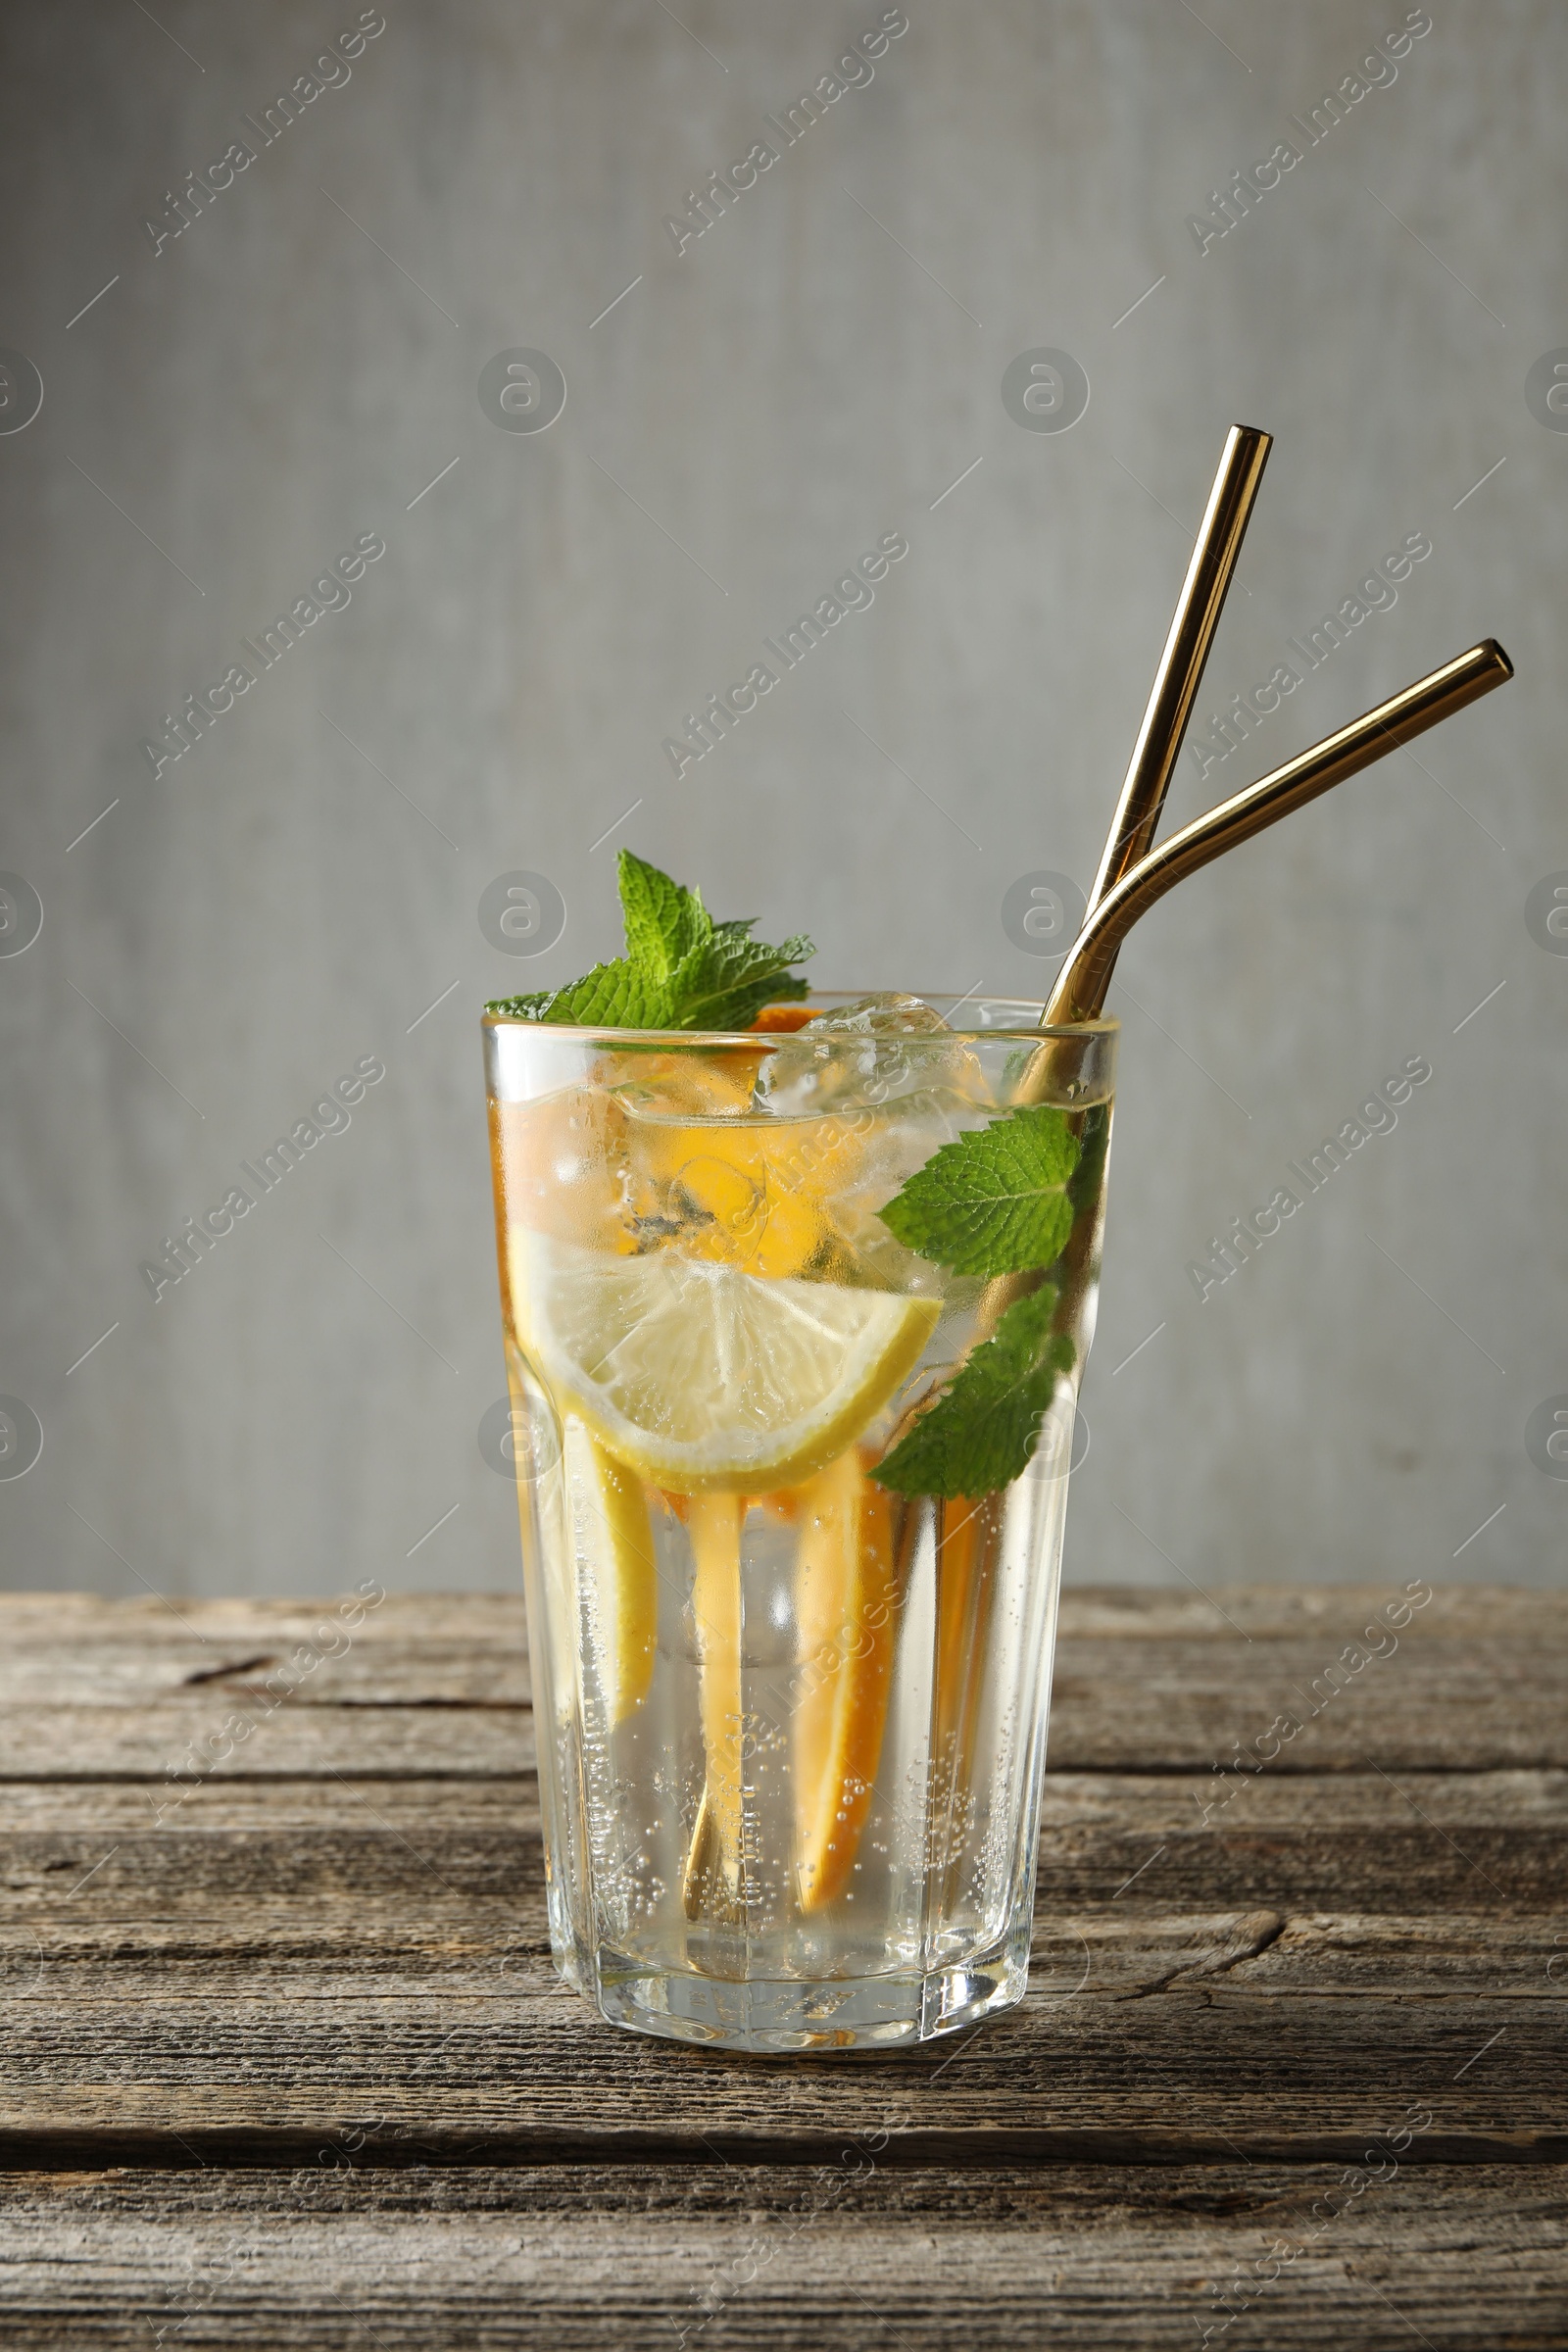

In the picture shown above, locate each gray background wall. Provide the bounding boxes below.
[2,0,1563,1600]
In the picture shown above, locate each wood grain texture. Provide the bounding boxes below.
[1,1992,1558,2165]
[0,1703,535,1779]
[0,2167,1564,2350]
[3,1585,1560,1771]
[0,1784,1560,2154]
[1,1592,1563,2345]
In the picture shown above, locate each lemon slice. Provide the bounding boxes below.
[564,1418,658,1727]
[793,1451,899,1912]
[509,1230,938,1493]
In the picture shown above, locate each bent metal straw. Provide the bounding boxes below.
[964,635,1515,1492]
[984,636,1513,1373]
[1085,423,1272,920]
[933,639,1516,1835]
[1044,638,1513,1028]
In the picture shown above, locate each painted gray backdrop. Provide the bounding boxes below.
[2,0,1563,1600]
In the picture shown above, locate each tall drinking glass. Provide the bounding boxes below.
[484,997,1117,2052]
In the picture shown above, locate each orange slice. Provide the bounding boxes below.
[630,1112,873,1280]
[932,1494,1001,1772]
[793,1450,900,1912]
[686,1491,745,1912]
[927,1491,1004,1897]
[749,1004,817,1033]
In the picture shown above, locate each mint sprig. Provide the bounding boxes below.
[876,1105,1081,1276]
[486,850,812,1031]
[616,852,710,984]
[871,1100,1087,1497]
[874,1287,1075,1499]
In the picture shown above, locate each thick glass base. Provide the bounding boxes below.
[569,1930,1030,2054]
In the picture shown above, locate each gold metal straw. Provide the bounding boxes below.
[918,434,1262,1817]
[1043,639,1513,1027]
[1085,424,1271,918]
[919,447,1261,1807]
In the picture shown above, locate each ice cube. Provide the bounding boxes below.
[756,994,991,1116]
[805,992,954,1037]
[610,1054,759,1125]
[812,1093,993,1289]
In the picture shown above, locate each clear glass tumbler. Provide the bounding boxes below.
[484,996,1117,2051]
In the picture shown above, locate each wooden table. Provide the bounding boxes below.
[1,1586,1562,2347]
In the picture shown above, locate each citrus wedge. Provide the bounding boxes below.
[564,1417,658,1728]
[508,1230,938,1493]
[681,1491,746,1921]
[932,1493,1001,1777]
[793,1449,900,1913]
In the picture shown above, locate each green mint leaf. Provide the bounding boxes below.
[668,929,814,1031]
[550,960,672,1026]
[617,848,710,983]
[487,959,669,1027]
[488,852,813,1029]
[484,988,557,1018]
[872,1286,1074,1498]
[877,1104,1082,1277]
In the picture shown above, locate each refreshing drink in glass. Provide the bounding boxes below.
[484,992,1116,2051]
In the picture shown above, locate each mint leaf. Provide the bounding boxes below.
[484,987,557,1019]
[873,1286,1074,1498]
[486,851,812,1028]
[668,928,814,1031]
[488,959,670,1027]
[617,849,710,984]
[876,1104,1081,1277]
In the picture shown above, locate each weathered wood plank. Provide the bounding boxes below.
[0,1637,528,1708]
[0,1586,1553,1643]
[2,1908,1558,2002]
[1044,1647,1568,1769]
[0,1988,1557,2164]
[0,2165,1563,2349]
[15,1669,1561,1772]
[1057,1587,1560,1640]
[4,1765,1562,1837]
[0,1594,526,1642]
[1,1775,1560,2019]
[0,1706,535,1780]
[1,1751,1560,2161]
[2,1589,1560,1771]
[0,1778,536,1833]
[0,1601,1559,2158]
[3,1767,1559,1911]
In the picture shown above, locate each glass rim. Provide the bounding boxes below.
[481,992,1120,1048]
